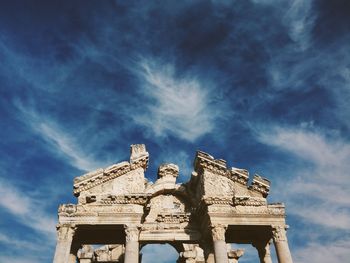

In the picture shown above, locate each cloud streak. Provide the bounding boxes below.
[130,58,228,142]
[255,125,350,262]
[0,178,56,236]
[13,100,105,172]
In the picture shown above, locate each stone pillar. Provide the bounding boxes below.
[272,225,293,263]
[253,240,272,263]
[212,225,228,263]
[53,224,77,263]
[206,253,215,263]
[68,242,80,263]
[124,225,140,263]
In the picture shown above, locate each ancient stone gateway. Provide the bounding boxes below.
[53,144,293,263]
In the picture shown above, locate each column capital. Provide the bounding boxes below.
[211,224,227,241]
[56,224,77,241]
[124,224,140,242]
[271,225,288,242]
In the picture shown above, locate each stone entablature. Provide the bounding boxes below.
[54,144,293,263]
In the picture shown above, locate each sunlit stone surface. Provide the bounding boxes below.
[53,144,293,263]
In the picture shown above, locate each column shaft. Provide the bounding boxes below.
[206,253,215,263]
[213,240,228,263]
[272,226,293,263]
[211,225,228,263]
[274,241,293,263]
[124,240,139,263]
[124,225,140,263]
[53,225,76,263]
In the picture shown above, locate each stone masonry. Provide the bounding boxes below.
[53,144,293,263]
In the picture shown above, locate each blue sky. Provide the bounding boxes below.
[0,0,349,262]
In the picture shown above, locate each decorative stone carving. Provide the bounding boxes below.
[230,168,249,185]
[130,144,149,170]
[249,174,270,197]
[125,225,140,242]
[232,196,267,206]
[211,225,227,241]
[194,151,227,177]
[56,224,76,241]
[145,194,188,223]
[101,194,150,205]
[54,144,292,263]
[203,170,235,197]
[158,163,179,179]
[73,145,149,196]
[58,204,77,215]
[272,225,288,242]
[156,212,190,223]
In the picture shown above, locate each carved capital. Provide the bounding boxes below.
[56,224,77,241]
[272,225,288,242]
[211,224,227,241]
[157,163,179,179]
[124,225,140,242]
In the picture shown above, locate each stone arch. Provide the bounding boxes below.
[140,243,179,263]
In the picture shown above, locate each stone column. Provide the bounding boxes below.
[124,225,140,263]
[253,240,272,263]
[68,242,81,263]
[53,224,77,263]
[206,253,215,263]
[272,225,293,263]
[212,225,228,263]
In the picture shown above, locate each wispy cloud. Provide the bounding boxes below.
[283,0,316,50]
[257,126,350,229]
[13,100,103,172]
[255,125,350,262]
[0,233,42,251]
[0,178,56,236]
[294,238,350,263]
[130,58,228,142]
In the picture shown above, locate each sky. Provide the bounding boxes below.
[0,0,349,262]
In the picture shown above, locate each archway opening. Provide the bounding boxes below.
[141,243,179,263]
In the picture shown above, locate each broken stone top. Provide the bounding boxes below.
[71,144,271,203]
[73,144,149,196]
[157,163,179,179]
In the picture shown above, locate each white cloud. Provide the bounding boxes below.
[0,179,56,236]
[256,125,350,262]
[283,0,316,50]
[294,238,350,263]
[0,256,41,263]
[131,58,227,142]
[13,101,103,172]
[257,126,350,229]
[0,233,42,251]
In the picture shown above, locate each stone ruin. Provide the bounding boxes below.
[53,144,293,263]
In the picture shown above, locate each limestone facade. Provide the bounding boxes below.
[54,144,293,263]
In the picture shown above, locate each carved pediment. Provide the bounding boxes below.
[145,193,192,224]
[73,144,149,199]
[192,150,271,200]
